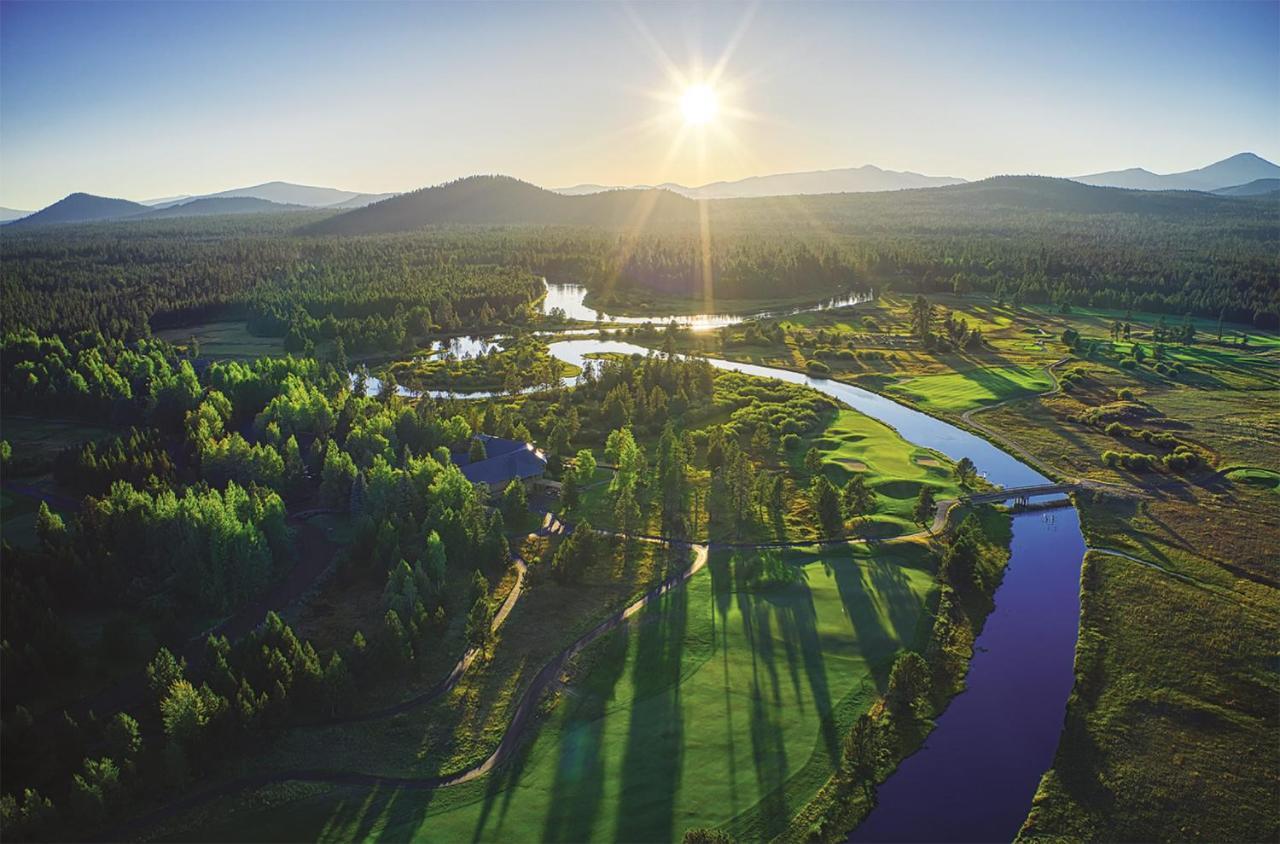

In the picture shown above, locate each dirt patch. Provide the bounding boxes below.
[914,456,942,467]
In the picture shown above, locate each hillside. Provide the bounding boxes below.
[1076,152,1280,191]
[6,193,149,226]
[709,175,1268,228]
[1213,178,1280,197]
[142,196,307,218]
[0,207,31,223]
[305,175,697,235]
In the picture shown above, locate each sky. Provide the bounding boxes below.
[1,1,1277,210]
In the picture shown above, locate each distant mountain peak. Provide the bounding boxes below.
[6,192,149,227]
[1075,153,1280,192]
[555,164,965,199]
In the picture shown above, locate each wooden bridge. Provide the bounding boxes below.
[962,482,1078,507]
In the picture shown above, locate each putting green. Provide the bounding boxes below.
[174,543,938,843]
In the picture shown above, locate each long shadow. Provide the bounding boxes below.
[350,784,396,843]
[540,627,632,843]
[831,555,899,691]
[468,715,535,841]
[866,556,923,649]
[613,574,689,842]
[777,576,840,765]
[741,587,792,839]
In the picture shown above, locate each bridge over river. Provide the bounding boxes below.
[963,482,1079,506]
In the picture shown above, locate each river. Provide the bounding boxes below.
[542,281,872,330]
[363,288,1085,842]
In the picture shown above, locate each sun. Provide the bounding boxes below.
[680,84,719,125]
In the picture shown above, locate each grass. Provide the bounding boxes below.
[799,409,963,536]
[0,489,42,546]
[1019,547,1279,842]
[885,365,1054,413]
[1225,467,1280,492]
[146,540,940,843]
[1,415,116,462]
[154,321,286,359]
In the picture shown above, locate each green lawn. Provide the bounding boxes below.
[155,321,287,359]
[885,365,1054,414]
[152,541,939,843]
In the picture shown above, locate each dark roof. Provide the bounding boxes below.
[458,436,547,485]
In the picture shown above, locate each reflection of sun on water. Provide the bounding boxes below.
[680,84,718,125]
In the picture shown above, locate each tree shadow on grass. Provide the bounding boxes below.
[740,588,791,839]
[776,577,839,765]
[866,557,925,649]
[831,556,901,692]
[613,578,689,843]
[540,628,632,843]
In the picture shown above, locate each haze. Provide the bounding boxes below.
[2,0,1277,210]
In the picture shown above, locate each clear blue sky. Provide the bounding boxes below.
[2,0,1276,209]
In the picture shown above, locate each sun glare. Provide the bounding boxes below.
[680,84,719,125]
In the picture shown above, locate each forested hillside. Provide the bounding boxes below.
[2,174,1277,343]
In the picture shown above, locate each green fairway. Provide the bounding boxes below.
[885,365,1054,413]
[804,409,963,536]
[159,541,938,843]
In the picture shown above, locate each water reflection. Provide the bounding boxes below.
[541,281,872,331]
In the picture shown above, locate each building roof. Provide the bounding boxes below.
[458,435,547,485]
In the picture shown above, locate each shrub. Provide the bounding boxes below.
[1117,387,1134,400]
[1120,358,1136,370]
[780,433,801,451]
[805,360,831,377]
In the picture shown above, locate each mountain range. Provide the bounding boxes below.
[146,181,396,210]
[1074,152,1280,192]
[6,154,1276,229]
[556,164,965,199]
[5,182,397,227]
[306,172,1278,237]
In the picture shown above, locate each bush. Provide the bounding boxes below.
[1120,358,1137,369]
[1117,387,1134,400]
[805,359,831,377]
[1121,452,1158,472]
[780,433,801,451]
